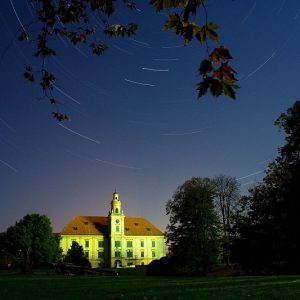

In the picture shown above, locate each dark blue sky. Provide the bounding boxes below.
[0,0,299,232]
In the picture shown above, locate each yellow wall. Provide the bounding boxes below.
[60,234,165,268]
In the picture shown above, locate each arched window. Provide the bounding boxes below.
[115,208,119,213]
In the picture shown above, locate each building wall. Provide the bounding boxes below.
[110,235,166,267]
[60,234,109,268]
[60,234,165,268]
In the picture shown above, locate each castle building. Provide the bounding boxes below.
[60,192,166,268]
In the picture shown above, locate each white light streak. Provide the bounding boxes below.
[124,78,155,87]
[74,45,89,58]
[9,0,26,33]
[142,67,169,72]
[241,181,254,187]
[96,158,142,170]
[162,129,205,136]
[53,85,81,104]
[129,38,149,46]
[153,58,179,61]
[59,124,100,144]
[0,159,18,173]
[241,2,256,24]
[131,42,152,49]
[246,52,275,78]
[0,117,16,132]
[65,149,96,163]
[161,45,183,49]
[237,170,264,181]
[113,45,134,55]
[277,0,286,14]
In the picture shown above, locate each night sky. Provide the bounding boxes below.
[0,0,299,232]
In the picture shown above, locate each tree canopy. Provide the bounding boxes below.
[213,175,240,266]
[4,214,61,273]
[64,241,91,267]
[18,0,238,121]
[166,177,220,275]
[233,101,300,274]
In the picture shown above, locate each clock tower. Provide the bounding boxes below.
[108,191,125,267]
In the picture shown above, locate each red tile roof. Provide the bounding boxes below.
[61,216,164,236]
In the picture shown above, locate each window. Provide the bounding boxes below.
[146,228,151,231]
[127,241,133,248]
[73,227,78,230]
[141,251,144,258]
[115,251,121,258]
[152,251,156,258]
[140,241,144,247]
[85,240,89,248]
[127,250,133,258]
[85,251,89,258]
[134,222,139,226]
[115,208,119,213]
[84,221,88,225]
[98,240,104,248]
[116,226,120,232]
[115,241,121,247]
[98,251,104,259]
[152,241,155,248]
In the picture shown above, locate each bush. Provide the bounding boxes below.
[146,257,175,276]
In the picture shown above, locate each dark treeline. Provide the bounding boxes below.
[1,102,299,276]
[148,100,300,276]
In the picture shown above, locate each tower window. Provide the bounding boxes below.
[115,208,119,213]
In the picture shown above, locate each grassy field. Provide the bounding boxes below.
[0,269,300,300]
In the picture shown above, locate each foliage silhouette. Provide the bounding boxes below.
[4,214,61,273]
[166,177,221,275]
[18,0,238,121]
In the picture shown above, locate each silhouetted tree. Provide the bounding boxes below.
[213,175,240,266]
[5,214,61,273]
[18,1,238,120]
[166,177,221,275]
[64,241,91,267]
[233,101,300,274]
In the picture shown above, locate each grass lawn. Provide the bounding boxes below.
[1,269,300,300]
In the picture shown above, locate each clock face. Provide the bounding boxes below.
[115,219,120,224]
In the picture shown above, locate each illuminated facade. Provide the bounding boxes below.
[60,192,166,268]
